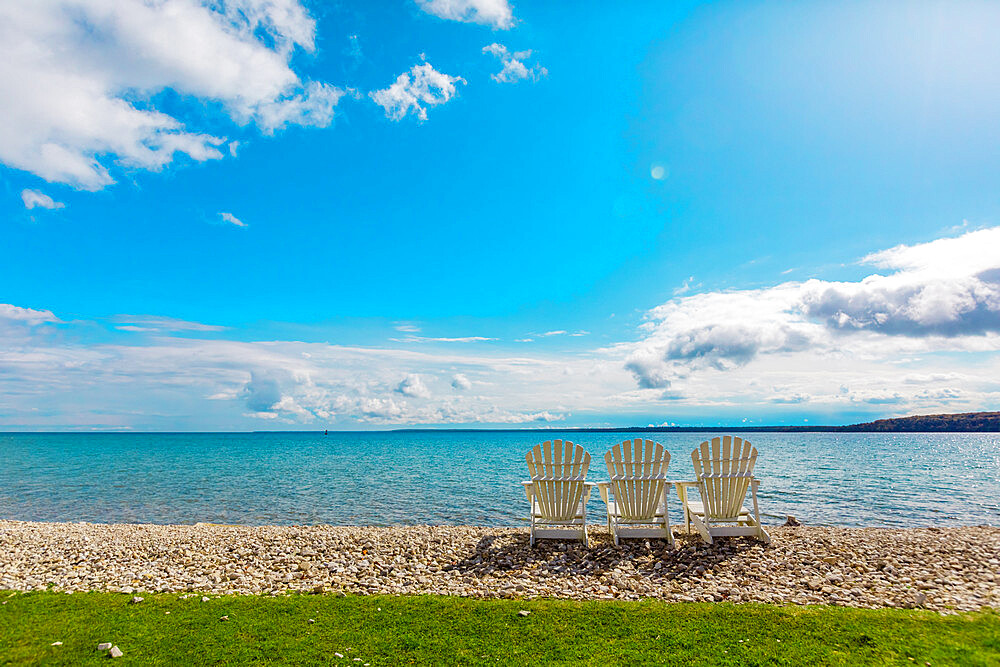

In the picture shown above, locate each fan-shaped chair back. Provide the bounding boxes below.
[604,439,670,521]
[691,436,757,520]
[526,440,590,522]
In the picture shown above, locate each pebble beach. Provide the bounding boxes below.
[1,521,997,613]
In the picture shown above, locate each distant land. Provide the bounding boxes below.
[390,411,1000,433]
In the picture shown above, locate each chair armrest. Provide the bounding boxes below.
[522,481,533,503]
[595,481,610,504]
[674,481,698,505]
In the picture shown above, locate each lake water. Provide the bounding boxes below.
[0,432,997,527]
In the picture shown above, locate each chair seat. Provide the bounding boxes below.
[605,498,668,522]
[683,500,751,519]
[531,499,587,522]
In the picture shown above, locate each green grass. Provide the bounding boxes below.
[1,592,997,665]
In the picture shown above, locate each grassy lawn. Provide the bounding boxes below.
[1,591,997,665]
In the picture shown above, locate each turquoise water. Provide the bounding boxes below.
[0,432,997,527]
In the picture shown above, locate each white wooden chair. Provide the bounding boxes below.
[522,440,595,547]
[596,439,674,547]
[675,436,770,544]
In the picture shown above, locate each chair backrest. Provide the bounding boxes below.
[604,439,670,520]
[526,440,590,521]
[691,436,758,520]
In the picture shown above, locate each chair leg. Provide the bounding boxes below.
[755,513,771,544]
[662,488,674,548]
[677,485,692,534]
[690,514,713,544]
[751,486,769,543]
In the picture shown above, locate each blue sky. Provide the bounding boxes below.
[2,0,1000,430]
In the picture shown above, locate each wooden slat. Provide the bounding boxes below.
[692,436,758,522]
[526,439,590,523]
[605,438,669,522]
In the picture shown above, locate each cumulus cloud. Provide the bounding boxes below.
[0,304,61,326]
[850,390,904,405]
[0,0,343,191]
[371,62,466,121]
[482,43,546,83]
[242,369,285,413]
[625,226,1000,390]
[0,304,63,348]
[219,212,247,228]
[4,228,1000,429]
[21,189,64,210]
[623,353,673,390]
[417,0,514,29]
[769,393,808,404]
[396,373,432,399]
[0,306,607,428]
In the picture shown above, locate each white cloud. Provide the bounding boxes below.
[21,189,65,210]
[398,336,496,343]
[251,81,346,133]
[624,226,1000,390]
[371,62,466,121]
[769,393,808,404]
[219,212,247,228]
[394,323,421,333]
[673,276,697,296]
[849,390,903,405]
[0,309,611,428]
[417,0,514,29]
[3,228,1000,429]
[482,43,546,83]
[113,315,225,333]
[396,373,432,399]
[0,0,343,191]
[534,330,587,338]
[0,304,61,326]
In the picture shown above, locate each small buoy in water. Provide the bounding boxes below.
[324,429,328,435]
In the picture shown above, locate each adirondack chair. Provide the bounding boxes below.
[596,439,674,546]
[522,440,595,547]
[675,436,770,544]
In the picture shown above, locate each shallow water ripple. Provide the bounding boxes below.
[0,432,997,527]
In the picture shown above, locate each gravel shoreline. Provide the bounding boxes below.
[1,521,997,612]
